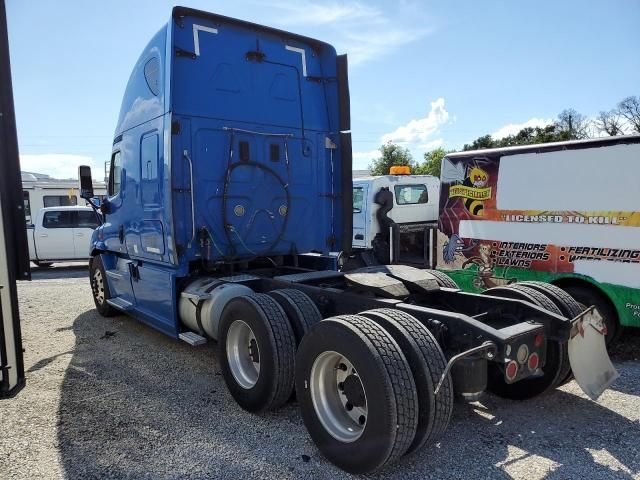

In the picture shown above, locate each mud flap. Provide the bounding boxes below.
[568,306,619,400]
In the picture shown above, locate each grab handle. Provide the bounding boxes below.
[183,149,196,248]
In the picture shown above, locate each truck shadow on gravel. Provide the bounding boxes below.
[57,309,640,480]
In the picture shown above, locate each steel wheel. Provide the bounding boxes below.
[226,320,261,389]
[218,294,296,412]
[310,351,368,443]
[295,315,418,473]
[92,269,105,305]
[90,256,117,317]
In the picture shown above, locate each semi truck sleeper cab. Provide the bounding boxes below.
[80,7,617,474]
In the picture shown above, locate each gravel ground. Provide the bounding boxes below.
[1,264,639,479]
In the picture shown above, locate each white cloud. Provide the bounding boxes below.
[264,1,381,26]
[491,117,553,140]
[341,28,428,66]
[351,98,450,169]
[265,1,431,66]
[418,138,444,150]
[351,149,380,169]
[381,98,449,144]
[20,154,103,180]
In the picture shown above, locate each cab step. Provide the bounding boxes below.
[106,297,134,311]
[179,331,207,346]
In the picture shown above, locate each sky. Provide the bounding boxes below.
[7,0,640,177]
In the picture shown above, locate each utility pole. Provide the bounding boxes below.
[568,113,574,139]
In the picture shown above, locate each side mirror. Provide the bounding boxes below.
[78,165,94,199]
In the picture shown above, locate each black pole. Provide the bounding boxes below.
[0,0,29,398]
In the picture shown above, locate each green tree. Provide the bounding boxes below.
[414,147,452,177]
[462,134,495,151]
[462,122,575,152]
[498,124,571,147]
[368,142,414,176]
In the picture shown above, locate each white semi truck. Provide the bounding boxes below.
[351,169,440,267]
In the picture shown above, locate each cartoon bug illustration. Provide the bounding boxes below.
[463,166,489,216]
[441,157,491,216]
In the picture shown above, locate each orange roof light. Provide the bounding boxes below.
[389,166,411,175]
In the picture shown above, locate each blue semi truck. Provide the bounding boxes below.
[79,7,617,474]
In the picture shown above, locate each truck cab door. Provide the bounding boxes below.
[425,182,439,224]
[72,210,99,259]
[102,151,127,255]
[352,184,368,248]
[100,149,137,307]
[38,210,75,259]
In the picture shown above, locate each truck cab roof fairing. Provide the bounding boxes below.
[114,27,167,136]
[169,8,338,132]
[171,7,331,54]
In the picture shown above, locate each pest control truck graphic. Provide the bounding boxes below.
[79,7,618,474]
[439,136,640,345]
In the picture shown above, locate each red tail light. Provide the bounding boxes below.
[528,352,539,370]
[505,360,518,381]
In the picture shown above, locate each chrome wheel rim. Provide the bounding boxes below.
[226,320,260,389]
[92,269,105,305]
[310,351,368,443]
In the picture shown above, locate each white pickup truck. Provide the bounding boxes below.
[27,206,100,267]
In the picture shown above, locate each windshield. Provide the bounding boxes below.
[353,187,363,213]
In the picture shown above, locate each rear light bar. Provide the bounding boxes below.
[504,332,545,383]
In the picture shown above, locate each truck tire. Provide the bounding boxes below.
[267,289,322,345]
[562,284,622,347]
[89,256,117,317]
[518,281,583,319]
[359,308,452,454]
[295,315,418,474]
[423,269,459,289]
[483,285,570,400]
[218,293,296,412]
[34,261,53,268]
[492,284,563,316]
